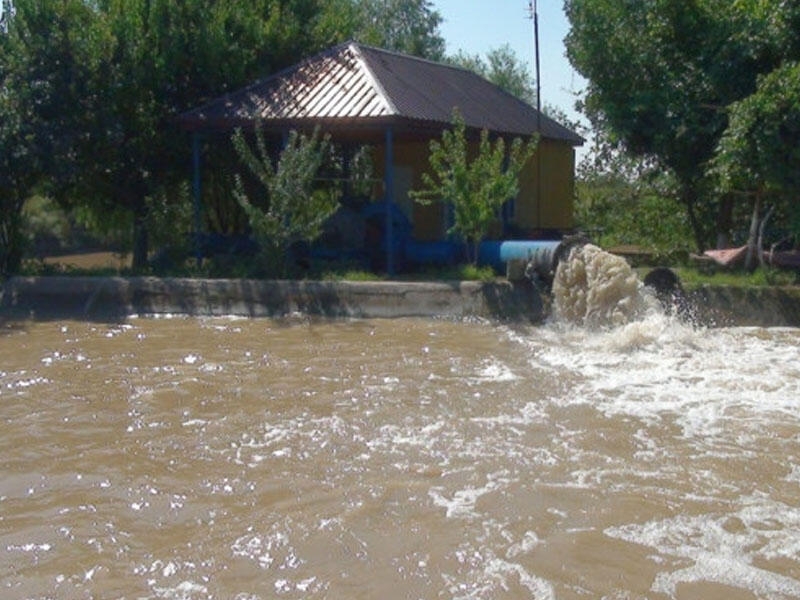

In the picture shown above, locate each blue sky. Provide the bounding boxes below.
[433,0,589,150]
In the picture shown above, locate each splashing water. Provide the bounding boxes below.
[3,312,800,598]
[552,243,661,328]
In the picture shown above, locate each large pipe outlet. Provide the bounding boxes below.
[478,235,590,281]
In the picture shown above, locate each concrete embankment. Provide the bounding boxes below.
[686,285,800,327]
[3,276,800,326]
[0,276,546,322]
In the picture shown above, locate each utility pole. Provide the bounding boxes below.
[526,1,543,230]
[527,1,542,117]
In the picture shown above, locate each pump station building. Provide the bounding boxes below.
[178,41,584,273]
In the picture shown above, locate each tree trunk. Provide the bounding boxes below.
[132,200,149,271]
[716,194,734,249]
[757,204,775,268]
[681,183,706,253]
[0,196,26,277]
[744,192,761,272]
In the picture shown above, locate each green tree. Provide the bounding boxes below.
[564,0,795,251]
[712,61,800,269]
[3,0,447,272]
[575,168,694,263]
[0,69,35,276]
[92,0,351,269]
[449,44,535,104]
[4,0,353,270]
[412,112,537,263]
[355,0,445,59]
[0,0,100,275]
[232,126,342,277]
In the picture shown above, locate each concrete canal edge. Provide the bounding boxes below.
[0,276,547,322]
[686,284,800,327]
[3,276,800,326]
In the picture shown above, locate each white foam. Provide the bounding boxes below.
[182,354,200,365]
[231,529,302,571]
[152,580,208,599]
[429,471,510,518]
[506,531,542,558]
[552,244,658,328]
[7,542,52,552]
[511,316,800,441]
[605,497,800,597]
[4,374,50,389]
[473,359,518,382]
[485,557,555,599]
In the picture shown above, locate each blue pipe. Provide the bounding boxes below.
[478,240,561,269]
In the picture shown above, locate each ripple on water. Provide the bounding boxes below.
[1,316,800,598]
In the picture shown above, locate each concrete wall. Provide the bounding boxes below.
[5,276,800,327]
[0,276,545,322]
[686,285,800,327]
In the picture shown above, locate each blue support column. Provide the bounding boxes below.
[192,132,202,267]
[385,127,395,276]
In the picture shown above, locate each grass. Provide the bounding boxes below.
[19,251,501,283]
[19,246,799,288]
[399,263,497,282]
[321,263,498,282]
[321,268,384,282]
[20,254,132,277]
[671,265,799,289]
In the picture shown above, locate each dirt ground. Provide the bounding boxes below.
[41,251,131,271]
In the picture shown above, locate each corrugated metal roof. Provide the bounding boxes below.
[179,41,583,145]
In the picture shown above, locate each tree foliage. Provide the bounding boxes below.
[355,0,445,60]
[412,113,537,263]
[0,0,13,33]
[0,0,375,272]
[0,55,36,276]
[714,61,800,202]
[575,170,694,263]
[0,0,450,274]
[564,0,800,252]
[712,60,800,268]
[0,0,73,275]
[232,127,342,276]
[449,44,535,104]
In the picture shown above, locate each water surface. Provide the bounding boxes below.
[1,314,799,599]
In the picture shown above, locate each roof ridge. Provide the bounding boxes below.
[348,42,399,116]
[348,40,582,139]
[177,46,328,120]
[350,40,491,78]
[349,41,582,141]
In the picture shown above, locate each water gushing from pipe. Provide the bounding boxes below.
[552,243,661,328]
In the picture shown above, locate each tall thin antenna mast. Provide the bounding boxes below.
[527,1,543,230]
[527,0,542,118]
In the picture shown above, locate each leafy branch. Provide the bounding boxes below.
[412,111,537,263]
[232,125,341,276]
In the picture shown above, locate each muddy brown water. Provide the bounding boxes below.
[2,310,800,599]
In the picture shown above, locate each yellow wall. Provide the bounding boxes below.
[371,136,576,240]
[515,139,575,233]
[371,141,447,241]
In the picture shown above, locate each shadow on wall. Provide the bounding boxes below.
[0,277,547,322]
